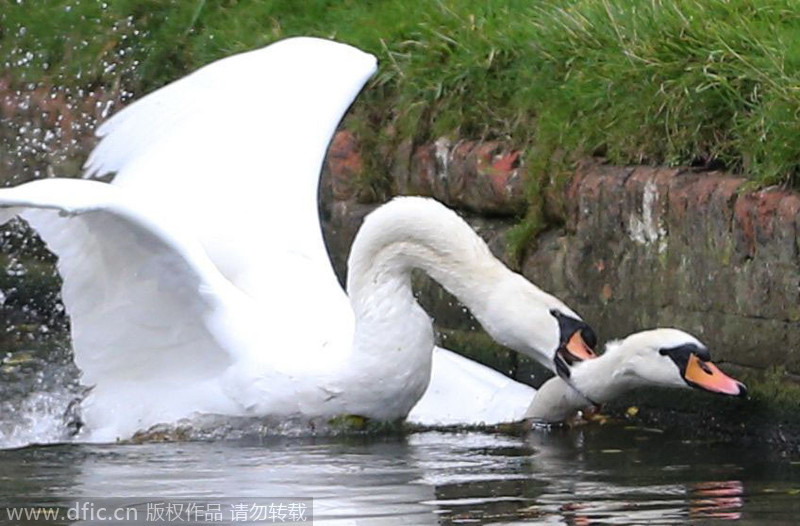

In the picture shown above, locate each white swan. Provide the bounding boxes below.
[522,328,746,424]
[410,328,746,426]
[0,37,597,442]
[0,37,749,440]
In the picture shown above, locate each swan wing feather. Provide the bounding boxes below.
[0,179,274,436]
[83,37,377,303]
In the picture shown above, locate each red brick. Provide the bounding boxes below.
[326,131,363,201]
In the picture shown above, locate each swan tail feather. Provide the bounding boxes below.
[407,347,536,426]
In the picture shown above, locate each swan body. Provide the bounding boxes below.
[0,37,601,441]
[0,179,574,438]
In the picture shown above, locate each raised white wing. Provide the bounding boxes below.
[85,37,377,303]
[0,178,274,440]
[0,37,536,438]
[407,347,536,426]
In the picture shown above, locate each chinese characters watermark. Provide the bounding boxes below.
[3,498,312,523]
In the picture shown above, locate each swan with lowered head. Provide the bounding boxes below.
[525,328,747,423]
[0,37,596,442]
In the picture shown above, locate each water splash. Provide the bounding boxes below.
[0,337,82,449]
[0,390,78,449]
[0,8,139,186]
[0,218,79,449]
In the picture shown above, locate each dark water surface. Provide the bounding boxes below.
[1,426,798,525]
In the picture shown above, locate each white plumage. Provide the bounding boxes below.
[0,37,745,443]
[1,38,550,441]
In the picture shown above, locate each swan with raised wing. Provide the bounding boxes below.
[0,37,596,442]
[0,37,748,441]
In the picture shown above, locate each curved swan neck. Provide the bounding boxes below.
[339,197,510,417]
[346,197,507,317]
[346,197,572,372]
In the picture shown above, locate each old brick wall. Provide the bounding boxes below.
[322,131,800,377]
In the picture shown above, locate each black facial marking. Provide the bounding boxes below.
[661,343,746,397]
[549,309,596,350]
[659,342,709,374]
[582,323,598,350]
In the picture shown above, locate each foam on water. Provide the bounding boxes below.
[0,389,77,449]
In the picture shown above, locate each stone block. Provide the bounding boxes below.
[322,135,800,376]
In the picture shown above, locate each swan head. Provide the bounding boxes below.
[606,328,747,397]
[549,309,598,378]
[527,328,747,423]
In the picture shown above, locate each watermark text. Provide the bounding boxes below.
[3,498,312,523]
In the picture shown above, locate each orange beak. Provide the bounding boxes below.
[559,331,598,364]
[684,354,747,397]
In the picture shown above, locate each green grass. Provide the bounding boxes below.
[3,0,800,211]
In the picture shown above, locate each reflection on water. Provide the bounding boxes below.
[0,426,798,525]
[691,480,744,521]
